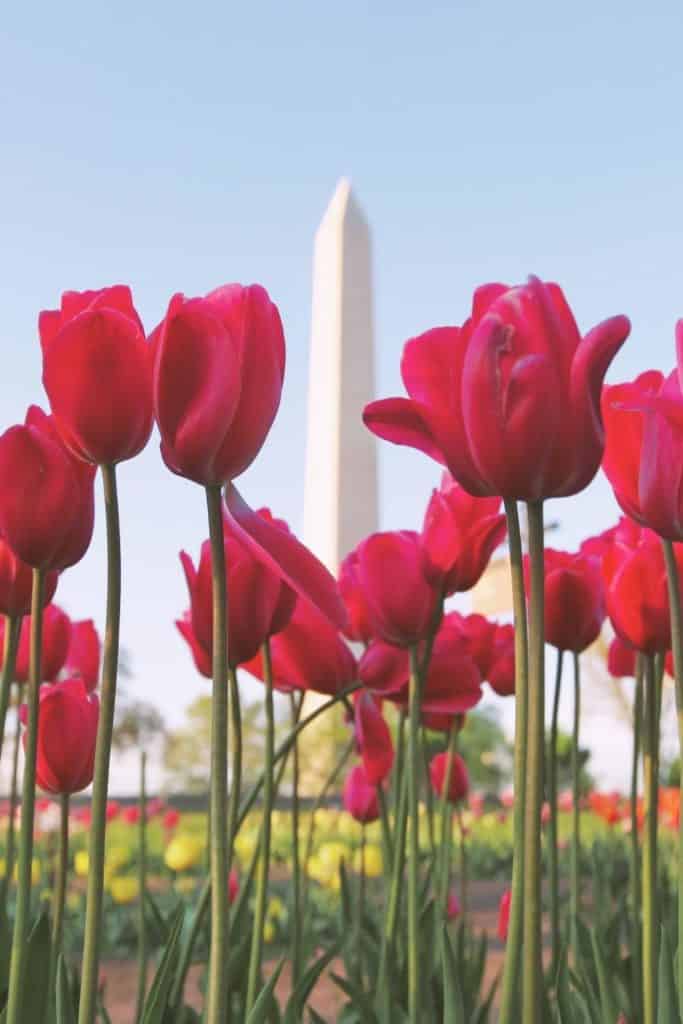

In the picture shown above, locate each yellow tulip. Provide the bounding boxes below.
[267,896,285,920]
[110,876,139,905]
[264,921,276,943]
[74,850,89,877]
[14,859,41,885]
[353,844,383,878]
[164,835,202,872]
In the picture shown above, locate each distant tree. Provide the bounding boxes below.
[546,729,593,796]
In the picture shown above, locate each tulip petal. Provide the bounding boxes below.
[363,397,445,463]
[224,484,348,630]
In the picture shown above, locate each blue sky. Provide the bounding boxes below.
[2,1,683,784]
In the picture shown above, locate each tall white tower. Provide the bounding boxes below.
[303,179,379,573]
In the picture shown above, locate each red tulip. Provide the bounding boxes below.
[20,678,98,795]
[446,887,461,920]
[364,277,630,501]
[64,619,101,691]
[602,361,683,542]
[447,612,497,678]
[359,618,482,729]
[354,531,438,647]
[72,805,92,827]
[224,486,347,630]
[0,539,58,618]
[41,286,153,465]
[146,798,166,819]
[229,867,239,904]
[429,751,469,803]
[607,635,637,678]
[122,806,140,826]
[602,519,681,653]
[245,599,357,697]
[420,473,506,595]
[151,285,285,486]
[0,407,95,571]
[498,889,512,941]
[532,548,605,653]
[343,763,380,824]
[106,801,121,822]
[353,691,394,785]
[487,624,516,696]
[338,551,375,644]
[177,511,296,672]
[163,809,181,832]
[4,603,72,683]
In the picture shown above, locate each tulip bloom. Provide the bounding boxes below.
[64,619,101,692]
[498,889,512,941]
[0,540,58,618]
[607,635,637,678]
[602,519,683,653]
[447,888,461,920]
[602,368,683,541]
[447,612,497,678]
[354,531,438,647]
[533,549,605,653]
[487,624,516,696]
[343,763,380,824]
[353,691,394,785]
[364,277,630,501]
[177,512,296,672]
[151,284,285,486]
[429,751,469,803]
[420,473,506,595]
[0,407,95,572]
[246,599,357,697]
[20,678,99,795]
[40,286,153,465]
[359,618,482,729]
[3,603,72,684]
[229,868,239,905]
[338,551,375,644]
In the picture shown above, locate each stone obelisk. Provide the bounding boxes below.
[303,178,379,572]
[299,180,379,791]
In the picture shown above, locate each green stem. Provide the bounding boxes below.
[355,825,366,987]
[78,464,122,1024]
[522,500,544,1024]
[662,537,683,1008]
[245,642,275,1013]
[437,723,458,920]
[135,751,148,1022]
[6,567,45,1024]
[457,807,468,922]
[226,666,242,878]
[290,690,302,989]
[642,653,659,1024]
[548,647,564,974]
[570,651,581,960]
[0,616,20,763]
[47,793,69,1020]
[5,697,22,897]
[376,784,393,877]
[204,484,229,1024]
[499,499,530,1024]
[630,655,643,1023]
[376,754,408,1016]
[302,737,355,910]
[421,727,436,856]
[407,644,421,1023]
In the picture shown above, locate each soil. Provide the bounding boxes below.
[100,879,510,1022]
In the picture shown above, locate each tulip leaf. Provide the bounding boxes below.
[590,927,620,1023]
[283,940,341,1023]
[329,972,378,1024]
[22,911,51,1024]
[56,955,76,1024]
[139,904,185,1024]
[441,927,466,1024]
[658,925,678,1023]
[245,958,284,1024]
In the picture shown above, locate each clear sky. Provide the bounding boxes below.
[2,1,683,788]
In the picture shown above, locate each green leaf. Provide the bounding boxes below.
[56,955,76,1024]
[441,928,466,1024]
[329,973,378,1024]
[308,1010,327,1024]
[283,941,341,1024]
[245,958,285,1024]
[658,925,679,1023]
[140,904,185,1024]
[22,912,52,1024]
[590,928,619,1023]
